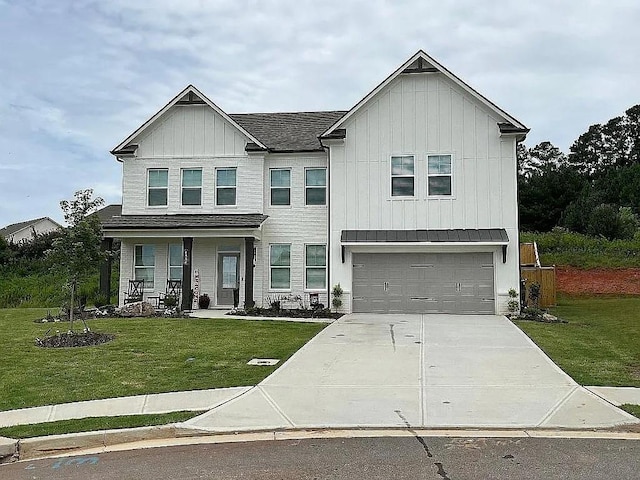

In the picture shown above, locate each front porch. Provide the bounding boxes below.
[101,213,267,310]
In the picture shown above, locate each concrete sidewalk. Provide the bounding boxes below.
[186,314,639,431]
[0,388,249,429]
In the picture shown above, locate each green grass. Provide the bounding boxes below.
[0,308,326,411]
[515,295,640,387]
[0,411,202,439]
[520,231,640,268]
[621,405,640,418]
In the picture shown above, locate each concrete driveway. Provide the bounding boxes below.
[187,314,637,431]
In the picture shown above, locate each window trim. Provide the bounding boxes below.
[305,167,327,206]
[134,244,155,290]
[216,167,237,207]
[181,168,203,206]
[168,244,183,282]
[270,168,291,207]
[426,154,454,197]
[304,244,327,291]
[147,168,168,207]
[390,155,416,198]
[269,243,291,291]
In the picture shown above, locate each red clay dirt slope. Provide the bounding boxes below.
[557,266,640,295]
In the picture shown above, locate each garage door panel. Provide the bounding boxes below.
[351,252,495,314]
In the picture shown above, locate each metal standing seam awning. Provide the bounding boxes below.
[340,228,510,263]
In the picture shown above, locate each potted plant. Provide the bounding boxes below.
[331,283,343,312]
[198,293,211,309]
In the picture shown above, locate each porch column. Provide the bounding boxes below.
[99,238,113,303]
[244,237,255,308]
[181,237,193,310]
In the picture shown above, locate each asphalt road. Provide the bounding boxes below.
[2,436,639,479]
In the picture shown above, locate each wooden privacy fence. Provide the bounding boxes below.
[521,266,556,308]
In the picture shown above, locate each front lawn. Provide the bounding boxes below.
[515,296,640,387]
[0,308,326,411]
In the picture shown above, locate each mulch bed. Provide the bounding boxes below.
[557,267,640,295]
[35,332,115,348]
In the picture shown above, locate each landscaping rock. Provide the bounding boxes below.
[116,301,155,317]
[35,331,115,348]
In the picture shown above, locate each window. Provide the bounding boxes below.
[270,169,291,206]
[182,169,202,205]
[305,245,326,289]
[168,244,182,281]
[269,244,291,289]
[305,168,326,205]
[134,245,155,289]
[391,156,415,196]
[427,155,452,196]
[216,168,237,206]
[148,169,168,206]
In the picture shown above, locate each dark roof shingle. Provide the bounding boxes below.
[0,217,59,237]
[103,214,268,231]
[230,111,347,152]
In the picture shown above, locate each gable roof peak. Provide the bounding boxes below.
[322,49,528,139]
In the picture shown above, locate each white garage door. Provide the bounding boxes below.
[352,252,495,314]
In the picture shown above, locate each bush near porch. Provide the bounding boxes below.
[0,308,326,412]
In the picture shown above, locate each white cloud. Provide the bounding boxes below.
[1,0,640,224]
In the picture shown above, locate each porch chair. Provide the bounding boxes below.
[158,279,182,309]
[124,279,144,304]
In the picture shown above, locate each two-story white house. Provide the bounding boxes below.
[103,50,528,314]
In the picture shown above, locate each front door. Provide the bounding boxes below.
[217,253,239,306]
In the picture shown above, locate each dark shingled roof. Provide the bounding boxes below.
[91,204,122,224]
[103,214,268,231]
[341,229,509,243]
[230,111,347,152]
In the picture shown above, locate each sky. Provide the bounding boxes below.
[1,0,639,226]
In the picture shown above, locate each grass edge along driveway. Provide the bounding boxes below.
[514,295,640,388]
[1,308,327,412]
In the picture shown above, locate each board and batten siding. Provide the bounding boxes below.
[121,104,264,215]
[329,72,520,313]
[255,154,329,308]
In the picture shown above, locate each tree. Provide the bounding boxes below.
[518,141,585,231]
[48,190,106,331]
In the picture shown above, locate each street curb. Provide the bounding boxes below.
[6,423,640,463]
[0,436,18,464]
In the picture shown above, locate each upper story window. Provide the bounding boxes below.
[305,168,326,205]
[168,244,183,281]
[269,244,291,290]
[148,169,168,206]
[427,155,452,196]
[391,155,415,197]
[134,245,155,289]
[270,169,291,206]
[216,168,237,206]
[181,169,202,206]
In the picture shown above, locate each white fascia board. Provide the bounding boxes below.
[111,85,266,156]
[105,228,262,240]
[322,50,527,137]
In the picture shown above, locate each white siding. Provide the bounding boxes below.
[7,218,60,244]
[121,104,263,215]
[329,72,520,314]
[256,153,329,308]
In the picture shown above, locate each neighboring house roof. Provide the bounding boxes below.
[92,204,122,224]
[102,214,268,230]
[0,217,62,239]
[341,229,509,244]
[230,111,347,152]
[322,50,529,141]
